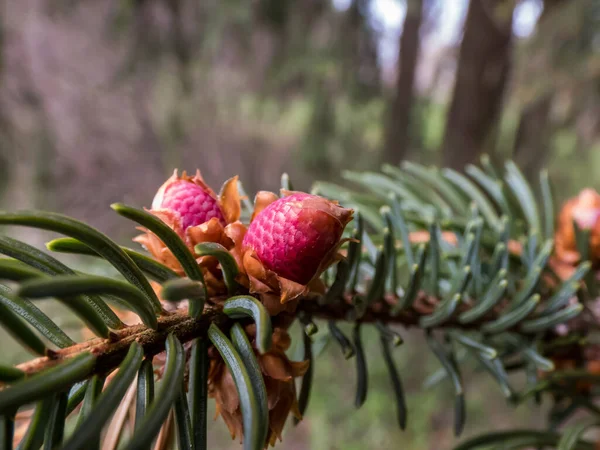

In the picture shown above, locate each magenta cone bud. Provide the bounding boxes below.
[152,172,224,230]
[243,192,353,284]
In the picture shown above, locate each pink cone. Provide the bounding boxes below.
[155,179,224,230]
[243,192,353,285]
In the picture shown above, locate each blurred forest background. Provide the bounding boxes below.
[1,0,600,449]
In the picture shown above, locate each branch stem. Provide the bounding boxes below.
[6,292,556,381]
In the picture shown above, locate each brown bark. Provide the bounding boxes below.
[14,308,224,378]
[383,0,423,165]
[442,0,515,170]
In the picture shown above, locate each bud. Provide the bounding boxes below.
[555,188,600,266]
[243,192,353,285]
[152,170,225,230]
[570,189,600,231]
[135,170,241,293]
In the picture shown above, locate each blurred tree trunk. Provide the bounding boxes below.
[513,94,552,180]
[252,0,327,92]
[343,0,380,101]
[300,81,335,180]
[513,0,566,179]
[383,0,423,165]
[442,0,515,170]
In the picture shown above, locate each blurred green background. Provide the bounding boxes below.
[0,0,599,448]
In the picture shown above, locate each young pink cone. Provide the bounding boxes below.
[152,170,227,229]
[134,170,242,292]
[243,192,353,291]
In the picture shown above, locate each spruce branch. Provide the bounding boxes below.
[10,308,221,380]
[6,284,591,383]
[1,159,599,450]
